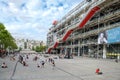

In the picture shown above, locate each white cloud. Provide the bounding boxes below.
[0,0,83,43]
[42,10,51,17]
[9,2,18,13]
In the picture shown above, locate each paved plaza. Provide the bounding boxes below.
[0,54,120,80]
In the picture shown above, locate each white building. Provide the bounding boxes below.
[15,38,45,50]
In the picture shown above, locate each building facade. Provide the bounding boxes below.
[47,0,120,59]
[15,38,45,50]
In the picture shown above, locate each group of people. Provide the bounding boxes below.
[32,55,45,68]
[37,60,45,68]
[1,54,56,70]
[48,58,55,69]
[18,54,28,66]
[36,57,55,69]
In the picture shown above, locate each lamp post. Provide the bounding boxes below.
[7,46,11,56]
[0,40,1,57]
[0,40,1,49]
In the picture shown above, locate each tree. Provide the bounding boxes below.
[0,23,5,30]
[0,23,17,50]
[35,45,46,52]
[19,47,22,52]
[32,46,35,50]
[35,46,40,52]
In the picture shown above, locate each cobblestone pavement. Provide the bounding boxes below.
[0,54,120,80]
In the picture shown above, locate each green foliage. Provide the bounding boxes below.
[32,46,35,50]
[35,46,40,52]
[35,45,46,52]
[0,23,18,49]
[0,23,5,31]
[24,42,27,49]
[19,47,22,51]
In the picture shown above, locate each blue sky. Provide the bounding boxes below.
[0,0,82,43]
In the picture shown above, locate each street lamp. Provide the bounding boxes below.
[0,40,1,49]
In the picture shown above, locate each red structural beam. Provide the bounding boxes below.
[52,20,58,25]
[48,6,100,53]
[62,29,73,41]
[48,48,52,53]
[47,42,59,53]
[79,6,100,28]
[53,42,59,48]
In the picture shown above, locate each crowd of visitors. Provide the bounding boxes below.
[17,53,56,69]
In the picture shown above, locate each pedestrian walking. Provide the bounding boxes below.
[41,60,45,68]
[19,55,23,64]
[26,55,29,59]
[52,60,55,70]
[48,58,51,63]
[33,56,38,61]
[23,56,28,66]
[37,59,41,68]
[115,59,118,63]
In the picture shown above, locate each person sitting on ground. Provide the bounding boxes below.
[23,61,28,66]
[1,62,8,68]
[37,63,40,68]
[10,56,15,61]
[95,68,103,75]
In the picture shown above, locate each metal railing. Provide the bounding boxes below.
[49,0,101,32]
[72,22,120,39]
[47,0,114,48]
[48,0,107,43]
[87,9,120,26]
[60,0,105,39]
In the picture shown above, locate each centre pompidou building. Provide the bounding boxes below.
[47,0,120,59]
